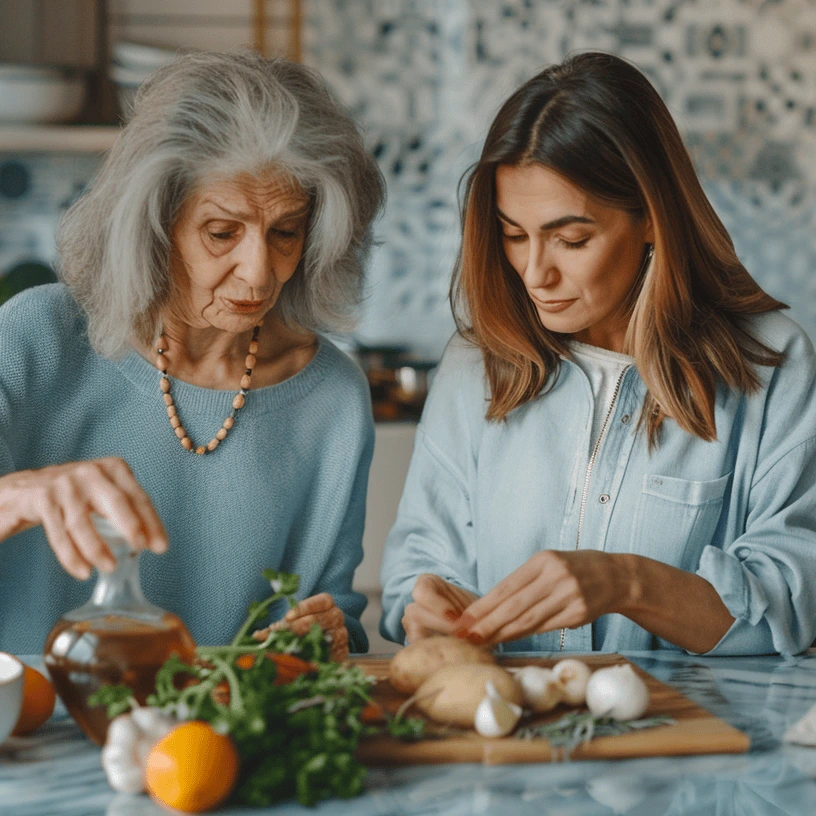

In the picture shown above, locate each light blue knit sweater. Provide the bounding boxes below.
[0,285,374,654]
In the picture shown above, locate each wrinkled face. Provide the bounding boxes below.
[168,173,310,333]
[495,163,652,352]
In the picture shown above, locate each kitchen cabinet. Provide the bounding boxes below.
[0,125,119,152]
[355,422,416,654]
[0,0,100,69]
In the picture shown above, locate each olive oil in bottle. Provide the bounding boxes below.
[43,517,195,745]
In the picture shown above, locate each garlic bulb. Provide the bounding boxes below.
[552,658,592,706]
[513,666,563,713]
[585,664,649,721]
[474,681,523,737]
[101,707,177,794]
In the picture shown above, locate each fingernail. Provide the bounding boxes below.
[444,609,460,622]
[78,566,92,580]
[152,537,168,554]
[467,632,485,646]
[457,613,476,631]
[455,628,470,639]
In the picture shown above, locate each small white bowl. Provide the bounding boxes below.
[0,65,86,124]
[0,653,24,745]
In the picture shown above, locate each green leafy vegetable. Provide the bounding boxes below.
[87,685,135,719]
[385,715,426,741]
[92,569,415,808]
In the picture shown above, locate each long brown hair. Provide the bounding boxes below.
[451,52,785,447]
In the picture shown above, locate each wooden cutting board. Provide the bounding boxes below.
[351,653,749,765]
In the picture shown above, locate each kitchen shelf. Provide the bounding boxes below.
[0,125,120,153]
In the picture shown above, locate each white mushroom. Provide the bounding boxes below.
[585,664,649,721]
[552,658,592,706]
[513,666,563,713]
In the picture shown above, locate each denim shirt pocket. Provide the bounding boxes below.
[631,472,732,567]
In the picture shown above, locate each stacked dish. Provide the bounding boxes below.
[0,65,86,124]
[109,42,178,118]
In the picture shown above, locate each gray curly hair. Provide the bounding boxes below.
[56,49,385,358]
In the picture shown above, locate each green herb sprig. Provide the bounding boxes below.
[516,711,676,760]
[89,569,416,808]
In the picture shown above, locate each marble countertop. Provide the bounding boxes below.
[2,650,816,816]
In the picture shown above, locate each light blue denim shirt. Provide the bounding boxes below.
[380,310,816,656]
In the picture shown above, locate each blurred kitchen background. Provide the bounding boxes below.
[1,0,815,652]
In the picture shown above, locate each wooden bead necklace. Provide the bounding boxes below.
[155,322,262,455]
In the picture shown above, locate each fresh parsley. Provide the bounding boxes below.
[91,569,416,808]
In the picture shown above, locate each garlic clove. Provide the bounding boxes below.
[585,664,649,721]
[474,681,523,737]
[105,714,139,749]
[552,658,592,706]
[514,666,563,712]
[103,762,146,795]
[101,742,144,794]
[131,706,176,741]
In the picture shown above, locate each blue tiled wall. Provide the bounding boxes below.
[1,1,814,361]
[303,0,816,358]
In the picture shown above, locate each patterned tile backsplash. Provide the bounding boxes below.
[1,0,814,359]
[302,0,816,357]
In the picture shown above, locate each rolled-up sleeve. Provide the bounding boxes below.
[696,436,816,656]
[379,426,479,644]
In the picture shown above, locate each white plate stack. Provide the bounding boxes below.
[109,42,179,119]
[0,65,86,124]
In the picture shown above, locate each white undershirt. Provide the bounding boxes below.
[567,340,633,452]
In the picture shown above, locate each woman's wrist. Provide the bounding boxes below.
[0,471,33,542]
[608,553,645,616]
[604,553,734,652]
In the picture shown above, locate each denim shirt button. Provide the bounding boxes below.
[599,493,610,504]
[621,414,631,424]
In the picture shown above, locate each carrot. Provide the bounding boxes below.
[359,701,385,724]
[264,653,318,685]
[235,654,256,671]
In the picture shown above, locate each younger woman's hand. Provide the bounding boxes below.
[401,574,480,643]
[0,457,168,580]
[453,550,628,645]
[254,593,350,661]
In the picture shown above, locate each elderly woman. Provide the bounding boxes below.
[0,51,384,660]
[380,52,816,656]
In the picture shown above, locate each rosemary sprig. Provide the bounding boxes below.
[516,711,676,760]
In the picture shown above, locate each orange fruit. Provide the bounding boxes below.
[145,721,239,813]
[12,665,56,735]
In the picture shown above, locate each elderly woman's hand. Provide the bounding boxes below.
[253,592,351,662]
[401,574,481,643]
[0,457,168,579]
